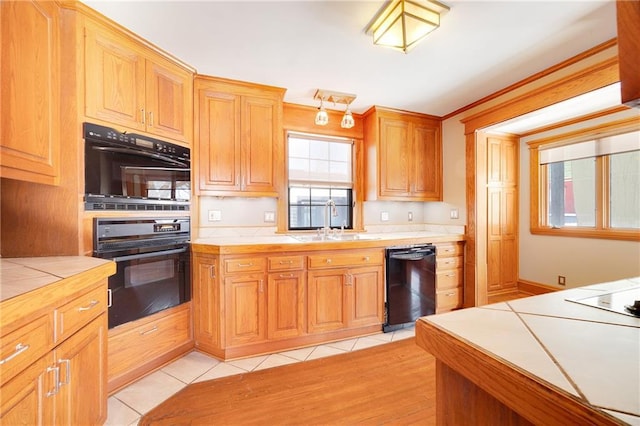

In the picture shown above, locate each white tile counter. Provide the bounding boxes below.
[417,277,640,425]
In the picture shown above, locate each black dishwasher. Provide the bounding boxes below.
[384,245,436,332]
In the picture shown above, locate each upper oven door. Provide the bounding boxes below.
[83,122,191,211]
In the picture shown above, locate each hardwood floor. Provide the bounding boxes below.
[140,338,436,425]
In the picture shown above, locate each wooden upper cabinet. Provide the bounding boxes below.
[195,76,285,196]
[0,0,60,185]
[83,18,193,144]
[363,106,442,201]
[616,0,640,107]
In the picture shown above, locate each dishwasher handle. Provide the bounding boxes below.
[387,245,435,260]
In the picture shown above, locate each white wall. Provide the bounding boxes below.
[518,109,640,288]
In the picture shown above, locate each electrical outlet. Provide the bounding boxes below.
[558,275,566,285]
[408,211,413,222]
[208,210,222,222]
[450,209,459,219]
[264,211,275,223]
[380,211,389,222]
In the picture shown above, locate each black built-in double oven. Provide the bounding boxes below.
[84,122,192,329]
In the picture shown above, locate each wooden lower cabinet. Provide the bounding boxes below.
[435,242,465,313]
[107,303,192,393]
[307,265,383,333]
[224,274,267,346]
[0,280,107,425]
[192,248,384,360]
[1,296,108,425]
[267,270,305,339]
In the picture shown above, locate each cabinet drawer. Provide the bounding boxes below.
[436,242,463,257]
[0,314,52,384]
[224,257,267,274]
[108,307,191,380]
[436,256,463,271]
[437,268,463,290]
[307,251,383,269]
[56,285,107,342]
[268,255,304,271]
[436,288,463,312]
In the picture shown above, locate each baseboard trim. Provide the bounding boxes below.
[518,279,559,295]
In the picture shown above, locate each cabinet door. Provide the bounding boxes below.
[412,122,442,200]
[0,0,60,184]
[54,314,107,426]
[347,266,384,328]
[379,118,411,197]
[224,274,266,346]
[145,56,193,143]
[267,271,305,339]
[0,355,49,425]
[84,19,146,131]
[307,269,348,333]
[197,89,241,192]
[192,254,219,349]
[242,96,280,194]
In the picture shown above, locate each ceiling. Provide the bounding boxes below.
[82,0,618,118]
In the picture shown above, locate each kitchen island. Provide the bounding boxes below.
[416,277,640,425]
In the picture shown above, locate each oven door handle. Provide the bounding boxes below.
[111,247,188,262]
[91,146,189,168]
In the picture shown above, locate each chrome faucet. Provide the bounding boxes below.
[323,199,337,237]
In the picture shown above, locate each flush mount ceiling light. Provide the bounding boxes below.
[366,0,450,53]
[314,89,357,129]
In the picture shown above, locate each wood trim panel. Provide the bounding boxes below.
[443,39,617,121]
[616,0,640,107]
[461,58,620,134]
[517,279,559,295]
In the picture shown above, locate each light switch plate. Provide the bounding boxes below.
[264,211,275,223]
[381,211,389,222]
[450,209,459,219]
[208,210,222,221]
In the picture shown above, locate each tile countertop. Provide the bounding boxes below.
[0,256,115,303]
[191,231,465,254]
[417,277,640,425]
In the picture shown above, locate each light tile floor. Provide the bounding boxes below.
[106,326,416,425]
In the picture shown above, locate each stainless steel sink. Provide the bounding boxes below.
[289,233,380,242]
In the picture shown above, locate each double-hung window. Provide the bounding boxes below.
[529,125,640,240]
[287,132,354,230]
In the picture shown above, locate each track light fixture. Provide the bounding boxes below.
[313,89,357,129]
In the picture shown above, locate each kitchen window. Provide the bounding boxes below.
[529,123,640,241]
[287,133,354,230]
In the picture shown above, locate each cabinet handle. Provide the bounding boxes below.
[446,292,455,297]
[149,111,154,127]
[259,280,264,293]
[58,359,71,386]
[279,260,293,265]
[237,262,253,267]
[139,325,158,336]
[209,265,216,278]
[279,273,294,278]
[107,289,112,308]
[0,342,29,365]
[446,274,455,277]
[46,365,60,397]
[78,300,99,312]
[141,108,146,125]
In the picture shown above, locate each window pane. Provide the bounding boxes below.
[547,158,595,227]
[610,150,640,229]
[289,205,310,228]
[290,187,310,205]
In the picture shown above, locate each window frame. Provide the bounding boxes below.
[528,117,640,241]
[285,131,358,232]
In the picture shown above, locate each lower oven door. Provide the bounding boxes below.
[106,246,190,329]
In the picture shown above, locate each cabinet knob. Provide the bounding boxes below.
[363,256,370,262]
[326,259,332,264]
